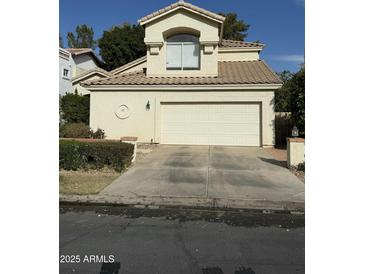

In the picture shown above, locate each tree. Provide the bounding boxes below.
[275,66,305,135]
[275,70,294,112]
[60,93,90,124]
[98,23,146,71]
[288,67,305,136]
[59,34,64,48]
[67,24,96,49]
[219,12,250,41]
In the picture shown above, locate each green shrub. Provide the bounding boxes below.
[59,140,134,172]
[91,128,105,139]
[60,123,91,138]
[60,93,90,124]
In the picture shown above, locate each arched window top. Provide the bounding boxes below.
[167,34,199,43]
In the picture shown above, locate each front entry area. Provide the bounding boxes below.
[160,102,261,146]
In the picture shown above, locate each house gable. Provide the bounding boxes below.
[141,1,224,77]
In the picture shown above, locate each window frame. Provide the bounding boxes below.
[166,35,200,71]
[62,67,70,80]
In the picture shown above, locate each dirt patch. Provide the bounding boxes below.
[59,169,120,195]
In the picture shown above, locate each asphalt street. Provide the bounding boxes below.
[60,205,304,274]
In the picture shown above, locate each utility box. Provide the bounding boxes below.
[287,138,305,167]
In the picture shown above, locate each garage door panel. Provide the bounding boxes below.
[161,103,260,146]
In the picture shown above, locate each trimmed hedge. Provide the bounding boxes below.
[59,123,105,139]
[59,123,91,138]
[59,140,134,172]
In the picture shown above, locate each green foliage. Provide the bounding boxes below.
[59,140,134,172]
[91,128,105,139]
[59,123,106,139]
[275,70,294,112]
[59,34,64,48]
[219,12,250,41]
[59,123,92,138]
[59,93,90,124]
[275,67,305,136]
[67,24,96,49]
[98,23,146,70]
[288,67,305,136]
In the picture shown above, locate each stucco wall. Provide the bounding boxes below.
[114,61,147,75]
[59,53,72,95]
[71,55,98,77]
[73,75,107,95]
[90,90,275,146]
[287,139,305,167]
[218,50,260,61]
[144,10,220,77]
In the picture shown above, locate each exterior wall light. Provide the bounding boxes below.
[292,126,299,138]
[146,100,150,110]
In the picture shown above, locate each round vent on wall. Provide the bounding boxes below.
[115,104,131,119]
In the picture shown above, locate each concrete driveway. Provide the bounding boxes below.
[101,145,304,207]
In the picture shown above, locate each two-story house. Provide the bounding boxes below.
[59,47,110,95]
[83,0,282,147]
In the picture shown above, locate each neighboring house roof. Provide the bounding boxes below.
[59,48,71,60]
[220,39,265,49]
[72,67,112,84]
[65,48,103,66]
[83,60,282,86]
[110,56,147,75]
[138,0,225,25]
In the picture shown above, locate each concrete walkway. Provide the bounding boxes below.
[96,145,304,210]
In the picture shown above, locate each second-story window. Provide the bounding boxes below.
[62,68,70,79]
[166,34,200,70]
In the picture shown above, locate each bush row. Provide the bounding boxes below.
[59,140,134,172]
[59,123,105,139]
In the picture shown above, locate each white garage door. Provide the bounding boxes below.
[161,103,261,146]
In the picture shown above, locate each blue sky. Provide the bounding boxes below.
[60,0,304,72]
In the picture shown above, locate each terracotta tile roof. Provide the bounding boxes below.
[110,56,147,74]
[138,0,225,24]
[83,60,282,86]
[220,40,265,49]
[65,48,103,66]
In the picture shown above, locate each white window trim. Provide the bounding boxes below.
[62,67,70,80]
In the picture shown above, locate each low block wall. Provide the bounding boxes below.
[287,138,305,167]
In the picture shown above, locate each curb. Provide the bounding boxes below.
[59,194,305,213]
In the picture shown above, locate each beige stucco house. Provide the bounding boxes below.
[83,0,282,147]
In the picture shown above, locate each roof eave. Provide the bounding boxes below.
[72,71,111,84]
[138,6,225,26]
[218,47,264,52]
[83,83,282,91]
